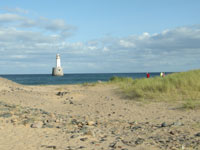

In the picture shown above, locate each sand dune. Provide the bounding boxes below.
[0,78,200,150]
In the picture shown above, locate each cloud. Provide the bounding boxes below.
[72,25,200,72]
[0,12,75,39]
[37,17,76,38]
[119,40,135,48]
[0,8,199,73]
[3,7,29,14]
[9,55,27,59]
[0,13,25,23]
[103,47,109,52]
[0,27,59,44]
[41,18,69,31]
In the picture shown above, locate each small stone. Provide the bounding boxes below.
[100,138,105,142]
[22,119,30,126]
[128,121,136,125]
[169,131,175,135]
[135,138,144,145]
[80,137,88,141]
[161,122,168,127]
[56,92,69,96]
[46,145,56,149]
[84,130,94,136]
[90,141,96,144]
[30,122,43,128]
[173,121,183,126]
[109,142,117,148]
[131,126,141,131]
[71,119,78,125]
[45,124,54,128]
[70,135,79,138]
[79,146,85,149]
[195,132,200,137]
[87,121,95,126]
[65,146,73,150]
[0,113,12,118]
[115,137,121,140]
[43,119,50,124]
[56,92,62,96]
[11,118,18,123]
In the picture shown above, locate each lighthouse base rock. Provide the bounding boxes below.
[52,67,64,76]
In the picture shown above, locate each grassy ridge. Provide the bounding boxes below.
[109,70,200,109]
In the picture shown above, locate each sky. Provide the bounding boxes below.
[0,0,200,74]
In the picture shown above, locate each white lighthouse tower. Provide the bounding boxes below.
[52,54,64,76]
[56,54,61,68]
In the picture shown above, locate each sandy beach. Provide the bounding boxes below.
[0,77,200,150]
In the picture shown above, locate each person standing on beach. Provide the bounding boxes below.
[160,72,165,77]
[146,72,150,78]
[163,72,165,77]
[160,72,163,77]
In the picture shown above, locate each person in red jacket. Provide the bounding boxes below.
[146,72,150,78]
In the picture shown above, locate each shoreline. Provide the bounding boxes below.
[0,72,172,86]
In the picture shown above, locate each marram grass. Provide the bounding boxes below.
[109,70,200,109]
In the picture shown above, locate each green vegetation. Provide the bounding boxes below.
[82,82,98,86]
[109,70,200,109]
[181,99,200,110]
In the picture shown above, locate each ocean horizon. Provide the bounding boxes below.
[0,72,172,85]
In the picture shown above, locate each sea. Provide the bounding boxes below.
[0,72,172,85]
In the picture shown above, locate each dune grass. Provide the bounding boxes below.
[82,82,98,86]
[109,70,200,109]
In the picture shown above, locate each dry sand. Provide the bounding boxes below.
[0,77,200,150]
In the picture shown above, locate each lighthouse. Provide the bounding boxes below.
[52,54,64,76]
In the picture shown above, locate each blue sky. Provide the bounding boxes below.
[0,0,200,74]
